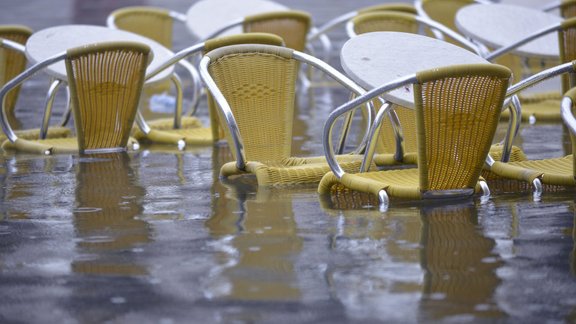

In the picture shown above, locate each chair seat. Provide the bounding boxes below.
[220,155,367,186]
[500,94,562,123]
[319,168,483,201]
[132,116,214,145]
[490,155,575,188]
[2,136,139,154]
[0,126,71,143]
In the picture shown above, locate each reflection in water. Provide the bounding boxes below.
[72,153,149,276]
[205,182,303,303]
[572,211,576,276]
[419,202,503,320]
[322,206,423,322]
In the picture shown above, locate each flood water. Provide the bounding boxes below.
[1,0,576,323]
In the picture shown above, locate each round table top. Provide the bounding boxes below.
[185,0,288,40]
[340,32,489,108]
[456,4,561,59]
[26,25,175,84]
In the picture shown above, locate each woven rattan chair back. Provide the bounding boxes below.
[243,11,311,52]
[108,7,174,48]
[350,12,420,157]
[65,42,149,153]
[561,0,576,19]
[205,45,299,163]
[419,0,473,33]
[0,25,32,119]
[202,33,284,143]
[414,64,510,191]
[558,18,576,93]
[357,3,418,15]
[351,11,419,35]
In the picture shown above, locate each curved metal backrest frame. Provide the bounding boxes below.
[414,0,492,39]
[199,44,368,171]
[0,51,67,143]
[106,6,187,48]
[0,41,150,153]
[325,64,511,180]
[560,88,576,175]
[136,33,285,140]
[307,3,417,42]
[346,11,482,55]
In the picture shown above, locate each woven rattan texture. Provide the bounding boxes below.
[0,26,32,119]
[208,51,298,162]
[111,7,173,48]
[416,70,507,191]
[66,44,148,152]
[243,12,311,52]
[352,12,419,35]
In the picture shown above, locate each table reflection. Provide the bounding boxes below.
[72,153,149,276]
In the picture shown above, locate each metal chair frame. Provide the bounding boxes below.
[198,44,372,173]
[106,6,203,119]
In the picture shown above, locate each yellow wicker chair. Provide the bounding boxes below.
[544,0,576,18]
[205,10,311,52]
[345,12,520,166]
[0,41,149,155]
[561,0,576,18]
[134,33,284,147]
[307,3,417,58]
[485,67,576,198]
[199,44,371,186]
[487,17,576,123]
[319,64,511,210]
[0,25,71,142]
[317,2,418,36]
[106,6,203,128]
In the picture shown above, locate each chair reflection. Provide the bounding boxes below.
[205,183,303,301]
[419,202,503,319]
[71,153,150,276]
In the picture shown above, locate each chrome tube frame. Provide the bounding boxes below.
[41,79,66,139]
[345,15,483,56]
[169,73,184,129]
[323,74,417,178]
[141,42,205,135]
[0,51,67,143]
[307,12,357,43]
[203,18,244,41]
[561,96,576,134]
[293,50,372,155]
[0,38,25,53]
[360,101,392,173]
[485,23,561,61]
[541,0,562,12]
[506,61,575,97]
[199,55,247,171]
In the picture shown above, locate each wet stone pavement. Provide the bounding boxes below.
[0,0,575,323]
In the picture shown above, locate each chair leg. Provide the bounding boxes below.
[479,180,491,197]
[378,190,389,212]
[532,178,543,201]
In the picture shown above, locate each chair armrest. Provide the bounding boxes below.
[322,74,417,178]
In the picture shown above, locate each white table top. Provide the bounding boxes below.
[26,25,174,84]
[341,32,489,108]
[185,0,288,40]
[456,4,562,59]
